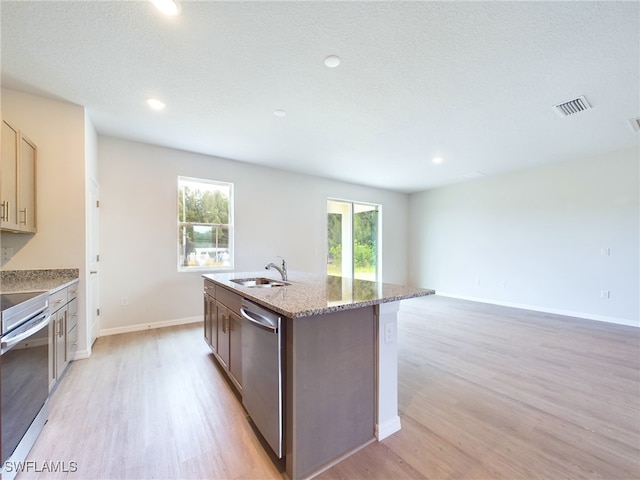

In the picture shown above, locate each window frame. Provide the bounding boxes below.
[177,176,234,272]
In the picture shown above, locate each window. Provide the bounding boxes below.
[327,199,380,281]
[178,176,233,271]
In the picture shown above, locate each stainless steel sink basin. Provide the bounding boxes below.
[231,277,290,288]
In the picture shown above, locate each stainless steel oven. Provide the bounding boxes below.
[0,291,50,479]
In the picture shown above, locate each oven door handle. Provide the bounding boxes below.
[1,312,51,353]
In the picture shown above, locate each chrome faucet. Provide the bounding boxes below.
[265,256,287,282]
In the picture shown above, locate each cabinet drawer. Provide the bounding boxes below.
[67,297,79,332]
[216,285,241,314]
[67,281,79,302]
[204,280,216,296]
[67,324,78,360]
[48,287,67,312]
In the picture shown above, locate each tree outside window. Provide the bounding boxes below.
[178,177,233,271]
[327,199,379,281]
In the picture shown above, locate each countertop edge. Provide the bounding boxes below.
[204,272,435,318]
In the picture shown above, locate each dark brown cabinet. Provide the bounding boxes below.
[215,301,230,369]
[204,285,216,352]
[203,280,242,391]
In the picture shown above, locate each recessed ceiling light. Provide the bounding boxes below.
[274,110,286,117]
[146,98,166,111]
[432,157,444,165]
[324,55,341,68]
[151,0,181,16]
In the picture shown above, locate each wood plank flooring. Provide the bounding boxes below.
[18,295,640,479]
[319,296,640,480]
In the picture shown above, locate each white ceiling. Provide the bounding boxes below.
[2,1,638,193]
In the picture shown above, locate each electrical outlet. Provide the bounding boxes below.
[384,323,395,344]
[601,248,611,256]
[600,290,610,299]
[121,296,129,306]
[1,247,13,262]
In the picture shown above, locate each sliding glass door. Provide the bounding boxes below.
[327,199,380,281]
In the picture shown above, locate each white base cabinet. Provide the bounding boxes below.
[48,280,79,391]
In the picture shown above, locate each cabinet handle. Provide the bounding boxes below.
[1,201,8,222]
[0,201,5,221]
[19,208,27,225]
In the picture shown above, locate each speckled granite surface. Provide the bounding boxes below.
[204,271,435,318]
[0,269,79,293]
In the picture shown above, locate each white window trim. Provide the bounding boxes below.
[178,176,234,272]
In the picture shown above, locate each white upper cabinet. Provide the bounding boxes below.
[1,119,37,233]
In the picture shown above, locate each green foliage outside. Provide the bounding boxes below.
[327,209,377,277]
[179,185,229,224]
[179,181,231,267]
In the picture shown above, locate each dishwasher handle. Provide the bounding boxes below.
[240,307,278,333]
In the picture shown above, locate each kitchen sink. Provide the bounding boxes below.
[231,277,291,288]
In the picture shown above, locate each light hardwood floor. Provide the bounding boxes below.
[19,296,640,479]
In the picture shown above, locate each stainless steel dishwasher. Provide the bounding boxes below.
[240,298,284,458]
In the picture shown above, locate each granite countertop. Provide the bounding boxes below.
[203,271,435,318]
[0,269,80,294]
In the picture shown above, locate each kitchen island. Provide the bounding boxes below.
[203,271,434,480]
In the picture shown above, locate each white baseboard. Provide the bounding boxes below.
[376,415,401,440]
[73,349,91,360]
[99,316,202,337]
[434,292,639,328]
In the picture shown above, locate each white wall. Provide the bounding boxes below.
[97,136,409,332]
[408,148,640,326]
[0,88,90,349]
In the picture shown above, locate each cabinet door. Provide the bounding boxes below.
[228,310,242,390]
[49,316,56,391]
[216,301,230,368]
[204,293,216,351]
[66,297,79,361]
[55,308,68,377]
[1,120,18,230]
[18,133,36,232]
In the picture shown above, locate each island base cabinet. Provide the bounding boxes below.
[285,307,376,480]
[203,280,242,392]
[215,303,242,391]
[204,291,216,353]
[216,301,230,369]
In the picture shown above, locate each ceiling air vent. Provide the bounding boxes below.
[628,117,640,132]
[553,95,592,117]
